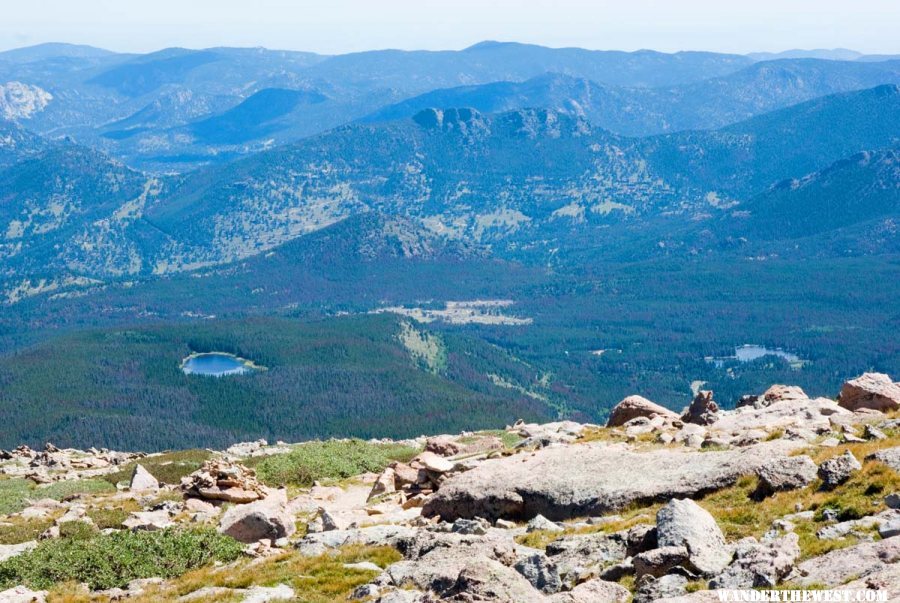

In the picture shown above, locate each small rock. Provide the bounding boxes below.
[864,425,888,441]
[514,552,562,594]
[681,391,720,426]
[548,578,630,602]
[879,518,900,539]
[241,584,295,603]
[867,447,900,472]
[632,545,690,578]
[886,493,900,509]
[0,585,48,603]
[817,451,862,490]
[527,514,564,533]
[0,542,38,563]
[451,517,490,535]
[129,464,160,492]
[495,519,516,529]
[344,561,382,572]
[762,385,808,404]
[123,510,174,531]
[368,467,396,501]
[424,435,462,457]
[709,533,800,588]
[634,574,688,603]
[755,455,817,497]
[416,451,454,474]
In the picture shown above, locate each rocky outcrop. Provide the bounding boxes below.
[792,537,900,586]
[681,391,719,425]
[423,440,798,522]
[606,395,678,427]
[838,372,900,412]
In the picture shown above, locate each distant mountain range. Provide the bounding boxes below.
[0,41,897,449]
[1,84,896,304]
[0,42,898,170]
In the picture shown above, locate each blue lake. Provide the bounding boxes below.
[182,353,253,376]
[707,345,803,368]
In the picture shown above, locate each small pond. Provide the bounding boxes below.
[707,345,803,368]
[181,352,261,377]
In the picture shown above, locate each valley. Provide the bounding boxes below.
[0,41,896,453]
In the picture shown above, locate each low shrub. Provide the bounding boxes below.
[250,439,420,487]
[0,527,243,590]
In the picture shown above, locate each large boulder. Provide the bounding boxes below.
[755,455,817,497]
[817,451,861,490]
[218,489,295,543]
[606,396,678,427]
[838,372,900,412]
[681,391,719,426]
[423,440,799,522]
[656,499,730,576]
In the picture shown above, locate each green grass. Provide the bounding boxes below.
[0,527,243,591]
[36,479,115,501]
[248,439,421,488]
[0,479,36,515]
[0,517,54,545]
[130,545,402,603]
[102,449,213,487]
[0,478,115,518]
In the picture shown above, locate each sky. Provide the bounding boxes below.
[0,0,898,56]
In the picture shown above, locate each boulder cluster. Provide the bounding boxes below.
[180,459,269,503]
[0,443,140,484]
[1,372,900,602]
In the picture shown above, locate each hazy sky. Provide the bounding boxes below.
[1,0,898,55]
